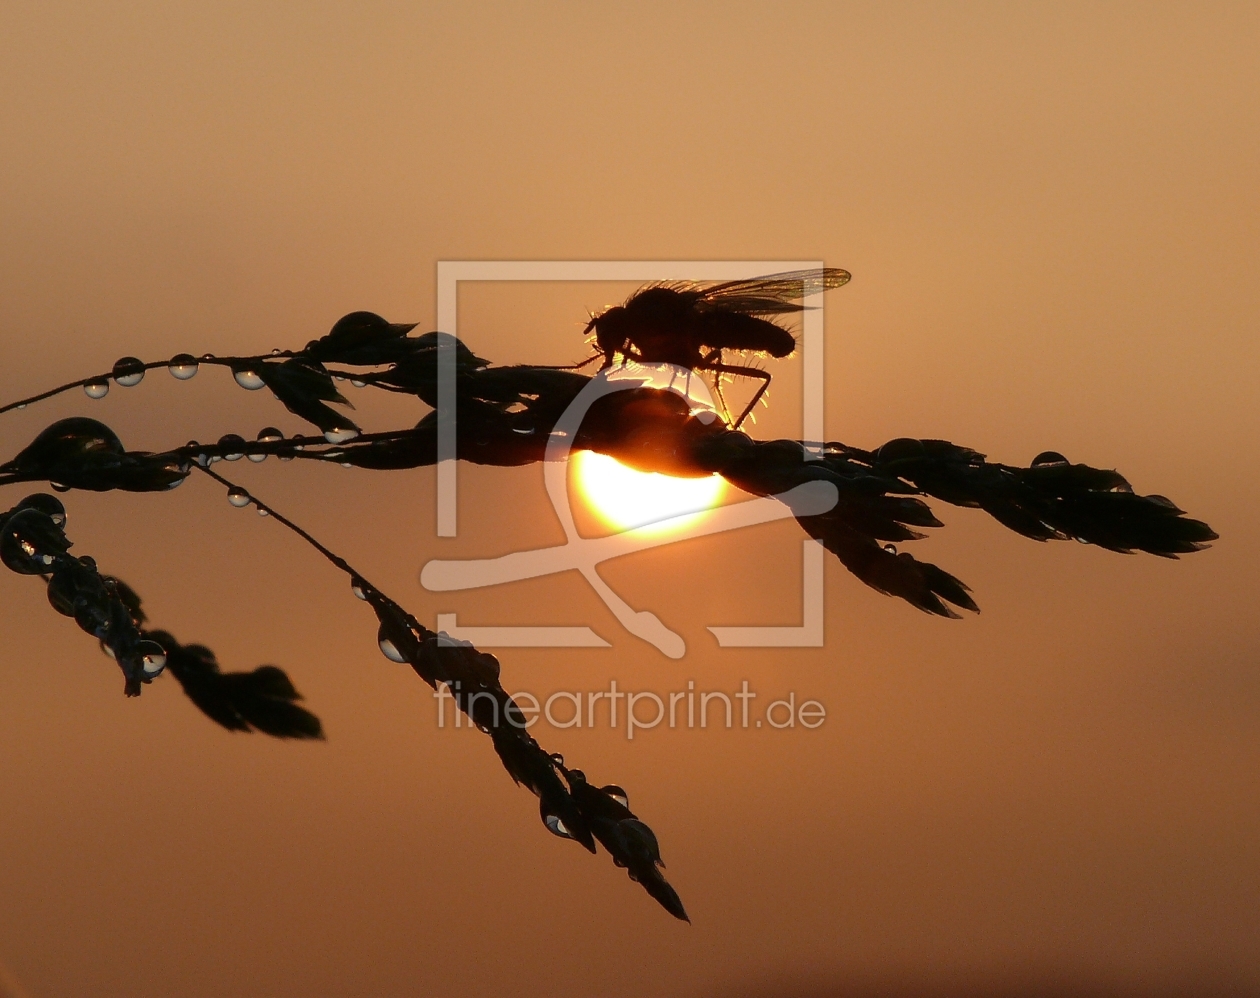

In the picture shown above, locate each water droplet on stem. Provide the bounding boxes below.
[168,354,199,379]
[218,434,246,461]
[111,357,145,387]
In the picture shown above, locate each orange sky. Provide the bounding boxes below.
[0,4,1257,996]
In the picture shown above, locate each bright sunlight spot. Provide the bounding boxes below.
[573,450,726,535]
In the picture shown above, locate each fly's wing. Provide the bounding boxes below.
[696,268,851,315]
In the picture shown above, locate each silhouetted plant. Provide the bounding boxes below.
[0,284,1218,922]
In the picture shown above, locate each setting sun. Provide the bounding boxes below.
[572,450,726,534]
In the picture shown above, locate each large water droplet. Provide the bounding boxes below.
[257,426,283,443]
[111,357,145,387]
[227,486,251,507]
[543,814,573,839]
[18,494,66,527]
[883,543,897,554]
[1031,451,1069,468]
[168,354,199,379]
[84,380,109,399]
[350,577,368,601]
[602,784,629,808]
[323,427,360,444]
[350,379,367,389]
[218,434,245,460]
[378,635,407,663]
[233,369,265,390]
[137,640,167,676]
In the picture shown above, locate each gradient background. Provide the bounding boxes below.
[0,4,1257,996]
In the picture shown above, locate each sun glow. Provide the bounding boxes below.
[572,450,726,535]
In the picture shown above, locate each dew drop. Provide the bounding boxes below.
[257,426,283,443]
[166,477,185,490]
[84,380,109,399]
[16,403,25,410]
[247,451,267,463]
[137,640,167,677]
[257,508,269,516]
[1031,451,1070,468]
[883,543,897,554]
[201,353,215,361]
[350,578,368,601]
[226,486,251,508]
[378,635,407,663]
[340,462,352,468]
[111,357,145,387]
[19,494,66,526]
[218,434,246,460]
[271,348,281,356]
[323,427,360,444]
[544,814,573,839]
[602,784,629,808]
[168,354,199,379]
[351,379,367,389]
[79,555,96,570]
[50,482,70,493]
[233,370,265,390]
[334,375,346,382]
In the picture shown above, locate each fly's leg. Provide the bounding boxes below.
[698,349,733,424]
[545,351,605,372]
[705,362,772,430]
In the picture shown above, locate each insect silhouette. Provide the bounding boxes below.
[574,268,852,428]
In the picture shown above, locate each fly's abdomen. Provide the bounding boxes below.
[703,313,796,357]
